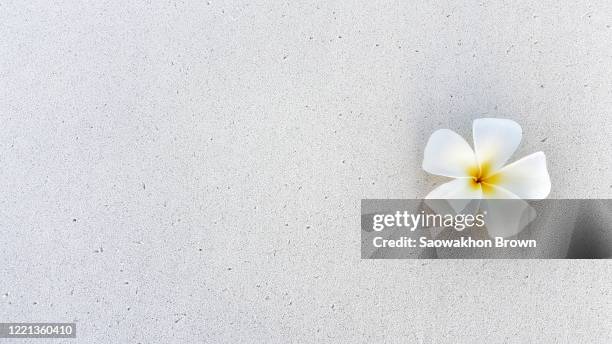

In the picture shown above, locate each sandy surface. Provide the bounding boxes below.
[1,1,612,343]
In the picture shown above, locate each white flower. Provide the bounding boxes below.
[423,118,551,201]
[422,118,551,238]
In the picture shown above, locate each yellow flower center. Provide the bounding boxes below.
[467,161,502,195]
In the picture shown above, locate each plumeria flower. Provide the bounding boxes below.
[422,118,551,237]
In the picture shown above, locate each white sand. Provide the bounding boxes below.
[1,1,611,342]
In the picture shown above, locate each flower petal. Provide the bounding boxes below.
[425,178,483,199]
[473,118,522,174]
[425,178,483,214]
[480,183,521,199]
[480,198,537,238]
[422,129,477,177]
[488,152,551,199]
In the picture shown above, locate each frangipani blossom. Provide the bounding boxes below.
[423,118,551,201]
[422,118,551,238]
